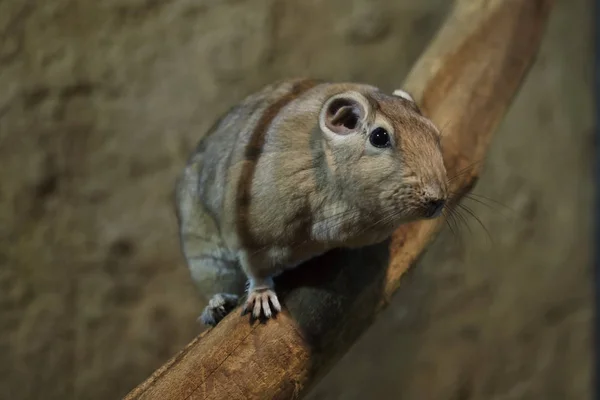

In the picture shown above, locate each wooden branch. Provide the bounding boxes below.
[124,1,553,399]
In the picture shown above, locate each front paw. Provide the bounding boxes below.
[242,288,281,319]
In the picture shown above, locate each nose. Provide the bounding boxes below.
[424,198,445,218]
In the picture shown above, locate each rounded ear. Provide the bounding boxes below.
[319,91,369,136]
[392,89,414,102]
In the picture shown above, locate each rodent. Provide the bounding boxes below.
[175,78,448,326]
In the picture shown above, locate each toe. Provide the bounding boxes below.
[262,295,271,318]
[242,294,255,315]
[269,292,282,312]
[209,294,225,309]
[199,310,216,326]
[252,297,262,318]
[242,300,252,316]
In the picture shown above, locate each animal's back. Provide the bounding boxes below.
[191,78,319,226]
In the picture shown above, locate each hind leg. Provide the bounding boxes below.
[199,293,240,326]
[176,151,245,325]
[186,254,246,326]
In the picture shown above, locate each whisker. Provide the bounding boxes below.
[456,203,493,245]
[438,118,453,138]
[442,209,458,238]
[447,160,484,182]
[447,169,473,183]
[463,192,513,212]
[453,207,473,236]
[461,194,497,209]
[460,196,512,221]
[356,209,404,235]
[444,208,464,245]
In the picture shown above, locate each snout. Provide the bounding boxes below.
[423,197,446,218]
[419,183,447,219]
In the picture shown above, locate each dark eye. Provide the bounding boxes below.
[369,127,391,148]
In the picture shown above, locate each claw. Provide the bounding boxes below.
[269,291,282,312]
[262,296,271,318]
[244,288,281,320]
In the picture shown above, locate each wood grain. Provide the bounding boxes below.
[124,0,554,398]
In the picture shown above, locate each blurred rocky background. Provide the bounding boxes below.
[0,0,592,399]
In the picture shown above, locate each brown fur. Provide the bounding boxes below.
[175,78,448,325]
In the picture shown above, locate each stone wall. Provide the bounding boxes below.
[0,0,592,399]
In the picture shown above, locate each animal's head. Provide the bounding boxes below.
[318,85,448,232]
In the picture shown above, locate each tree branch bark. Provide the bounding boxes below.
[124,0,554,398]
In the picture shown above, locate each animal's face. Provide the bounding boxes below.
[318,87,448,232]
